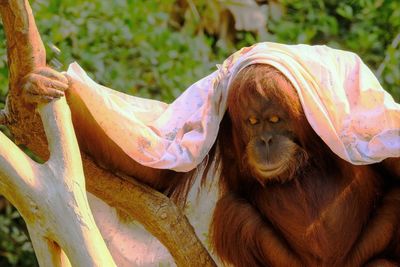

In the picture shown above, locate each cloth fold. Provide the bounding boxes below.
[67,42,400,172]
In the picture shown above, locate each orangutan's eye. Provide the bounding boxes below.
[268,115,280,123]
[248,117,259,125]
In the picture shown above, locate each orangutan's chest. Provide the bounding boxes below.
[256,174,380,260]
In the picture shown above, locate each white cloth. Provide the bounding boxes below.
[67,42,400,171]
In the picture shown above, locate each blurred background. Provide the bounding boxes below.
[0,0,399,265]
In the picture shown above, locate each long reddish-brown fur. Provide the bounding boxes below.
[210,65,400,267]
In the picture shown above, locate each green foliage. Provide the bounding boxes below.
[266,0,400,100]
[0,0,398,265]
[28,0,218,102]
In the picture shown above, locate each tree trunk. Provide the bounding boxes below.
[0,0,216,266]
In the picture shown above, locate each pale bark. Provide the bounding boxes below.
[0,98,117,267]
[0,0,216,266]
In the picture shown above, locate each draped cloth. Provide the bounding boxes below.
[66,42,400,172]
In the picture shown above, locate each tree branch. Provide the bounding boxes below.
[0,0,215,266]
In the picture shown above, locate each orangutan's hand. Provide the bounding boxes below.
[21,67,69,104]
